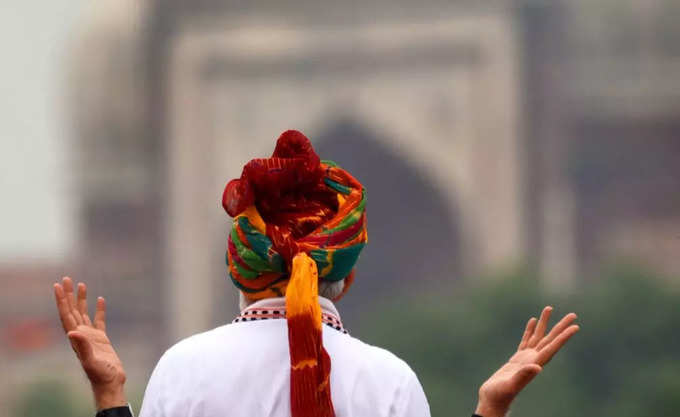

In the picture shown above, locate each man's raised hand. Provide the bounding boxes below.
[53,277,128,410]
[474,306,580,417]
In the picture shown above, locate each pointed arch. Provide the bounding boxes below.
[312,118,461,311]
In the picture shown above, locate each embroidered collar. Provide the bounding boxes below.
[233,297,348,334]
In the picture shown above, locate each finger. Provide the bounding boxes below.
[62,277,84,325]
[53,283,78,332]
[94,296,107,331]
[77,282,93,326]
[67,330,94,362]
[510,364,542,392]
[536,324,580,365]
[536,312,577,350]
[527,306,553,347]
[518,317,538,350]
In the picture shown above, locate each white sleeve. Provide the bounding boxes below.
[397,370,431,417]
[138,351,171,417]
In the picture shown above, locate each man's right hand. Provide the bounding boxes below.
[474,306,579,417]
[53,277,128,410]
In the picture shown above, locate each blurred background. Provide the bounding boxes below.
[2,0,680,416]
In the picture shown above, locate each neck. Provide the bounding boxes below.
[239,295,342,318]
[239,279,346,310]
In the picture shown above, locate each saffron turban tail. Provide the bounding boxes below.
[222,130,367,417]
[287,253,335,417]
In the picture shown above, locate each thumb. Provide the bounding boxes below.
[67,331,94,362]
[510,364,542,392]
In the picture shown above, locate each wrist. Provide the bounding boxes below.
[475,400,509,417]
[92,383,127,411]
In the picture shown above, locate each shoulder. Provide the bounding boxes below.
[326,330,419,382]
[324,332,430,416]
[157,320,288,366]
[155,323,242,366]
[345,338,430,416]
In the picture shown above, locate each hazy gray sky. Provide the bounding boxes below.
[0,1,89,259]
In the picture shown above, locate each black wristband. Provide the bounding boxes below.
[472,414,484,417]
[95,405,133,417]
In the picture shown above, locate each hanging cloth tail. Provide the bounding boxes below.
[286,253,336,417]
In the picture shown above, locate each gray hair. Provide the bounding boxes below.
[239,278,345,311]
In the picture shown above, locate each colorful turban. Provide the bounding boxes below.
[222,130,367,417]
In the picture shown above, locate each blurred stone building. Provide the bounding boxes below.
[70,0,526,346]
[66,0,680,350]
[523,0,680,288]
[3,1,679,415]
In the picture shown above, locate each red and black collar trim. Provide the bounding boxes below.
[233,307,349,334]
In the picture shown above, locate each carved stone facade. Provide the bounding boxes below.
[165,14,524,339]
[68,1,680,345]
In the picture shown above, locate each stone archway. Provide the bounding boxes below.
[165,16,525,341]
[312,118,460,313]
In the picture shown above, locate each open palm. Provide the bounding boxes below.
[477,307,579,416]
[53,277,126,389]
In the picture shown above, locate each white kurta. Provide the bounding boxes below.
[138,297,431,417]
